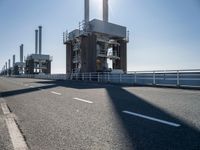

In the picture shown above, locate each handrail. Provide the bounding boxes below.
[2,69,200,89]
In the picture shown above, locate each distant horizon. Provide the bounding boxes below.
[0,0,200,73]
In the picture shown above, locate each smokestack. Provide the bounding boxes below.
[13,55,15,67]
[5,62,7,70]
[8,59,10,69]
[20,44,23,62]
[103,0,108,22]
[35,29,38,54]
[85,0,89,23]
[38,26,42,55]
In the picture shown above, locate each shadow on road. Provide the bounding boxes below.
[1,79,200,150]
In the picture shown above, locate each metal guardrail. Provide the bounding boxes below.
[7,69,200,89]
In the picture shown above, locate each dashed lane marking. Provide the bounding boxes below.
[51,91,62,95]
[73,98,93,104]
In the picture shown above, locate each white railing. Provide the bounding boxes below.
[8,69,200,89]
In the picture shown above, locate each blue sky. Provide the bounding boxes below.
[0,0,200,73]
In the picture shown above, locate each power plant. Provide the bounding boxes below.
[63,0,129,73]
[13,44,25,75]
[0,26,52,76]
[25,26,52,74]
[1,0,128,76]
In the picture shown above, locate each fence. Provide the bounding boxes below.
[10,69,200,89]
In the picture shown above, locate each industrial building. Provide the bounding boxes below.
[13,44,25,75]
[63,0,129,74]
[25,26,52,74]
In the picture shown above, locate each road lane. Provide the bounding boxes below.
[0,77,200,150]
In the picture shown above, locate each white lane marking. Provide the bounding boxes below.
[73,98,93,104]
[122,110,181,127]
[1,103,10,115]
[6,118,29,150]
[1,102,29,150]
[51,91,62,95]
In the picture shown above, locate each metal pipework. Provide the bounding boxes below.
[20,44,23,62]
[38,26,42,55]
[13,55,15,67]
[35,29,38,54]
[8,59,10,69]
[39,26,42,55]
[103,0,108,22]
[5,62,7,70]
[85,0,89,23]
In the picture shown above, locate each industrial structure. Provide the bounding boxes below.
[25,26,52,74]
[63,0,129,73]
[13,44,25,75]
[0,26,52,76]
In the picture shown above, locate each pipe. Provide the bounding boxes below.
[20,44,23,62]
[8,59,10,69]
[103,0,108,22]
[85,0,89,23]
[13,55,15,67]
[5,62,7,70]
[35,29,38,54]
[39,26,42,55]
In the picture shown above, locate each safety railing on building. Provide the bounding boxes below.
[7,69,200,89]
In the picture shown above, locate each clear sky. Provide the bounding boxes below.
[0,0,200,73]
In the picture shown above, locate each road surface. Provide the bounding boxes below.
[0,77,200,150]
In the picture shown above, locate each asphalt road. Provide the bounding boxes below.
[0,77,200,150]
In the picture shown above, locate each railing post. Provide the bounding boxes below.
[119,73,122,83]
[97,73,100,82]
[89,73,91,81]
[153,71,156,85]
[134,72,137,84]
[177,70,180,87]
[82,73,84,81]
[107,72,110,82]
[76,73,78,80]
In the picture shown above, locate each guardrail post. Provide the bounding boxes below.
[89,73,91,81]
[76,73,78,80]
[107,72,110,82]
[70,73,72,80]
[153,71,156,85]
[134,72,137,84]
[119,74,122,83]
[177,70,180,87]
[97,73,100,82]
[82,73,84,81]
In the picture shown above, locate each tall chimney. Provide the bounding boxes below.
[38,26,42,55]
[5,62,7,70]
[35,29,38,54]
[8,59,10,69]
[13,55,15,67]
[20,44,23,62]
[85,0,89,23]
[103,0,108,22]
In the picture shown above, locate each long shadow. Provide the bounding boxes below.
[1,79,200,149]
[106,86,200,150]
[1,84,57,98]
